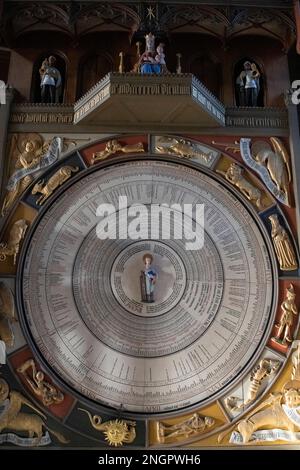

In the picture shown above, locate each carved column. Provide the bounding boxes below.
[0,0,3,22]
[285,89,300,246]
[0,86,14,221]
[294,0,300,54]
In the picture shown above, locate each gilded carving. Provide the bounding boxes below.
[240,137,292,206]
[32,165,79,205]
[1,135,62,216]
[0,282,15,347]
[156,413,215,444]
[271,284,298,346]
[17,359,64,406]
[78,408,136,446]
[91,140,145,164]
[251,138,291,206]
[0,378,68,445]
[155,137,213,163]
[217,163,264,210]
[0,219,28,265]
[219,343,300,444]
[225,359,280,412]
[269,214,298,271]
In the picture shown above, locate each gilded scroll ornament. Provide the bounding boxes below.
[0,282,15,347]
[1,135,62,216]
[0,219,28,265]
[155,137,213,163]
[219,343,300,444]
[156,413,215,444]
[78,408,136,446]
[0,378,68,445]
[225,359,280,412]
[271,284,298,346]
[217,163,264,210]
[32,166,79,205]
[269,214,298,271]
[91,140,145,164]
[17,359,64,406]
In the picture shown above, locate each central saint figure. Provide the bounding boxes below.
[140,253,157,303]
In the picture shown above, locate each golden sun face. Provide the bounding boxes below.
[103,420,129,446]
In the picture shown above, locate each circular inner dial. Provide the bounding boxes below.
[21,160,275,413]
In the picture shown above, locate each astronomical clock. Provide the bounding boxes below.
[0,129,299,449]
[0,0,300,452]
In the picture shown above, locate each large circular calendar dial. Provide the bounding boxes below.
[19,160,275,414]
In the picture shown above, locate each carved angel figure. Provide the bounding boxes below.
[1,135,62,216]
[251,138,291,206]
[219,343,300,444]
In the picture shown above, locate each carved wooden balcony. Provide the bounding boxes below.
[73,73,226,130]
[8,75,288,135]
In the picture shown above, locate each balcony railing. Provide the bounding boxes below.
[9,103,74,125]
[226,106,288,129]
[9,73,288,131]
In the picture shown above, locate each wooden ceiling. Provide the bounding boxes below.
[0,1,296,51]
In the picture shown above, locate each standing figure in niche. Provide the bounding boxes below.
[140,253,157,303]
[269,214,298,271]
[271,284,298,345]
[239,61,260,107]
[40,56,62,104]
